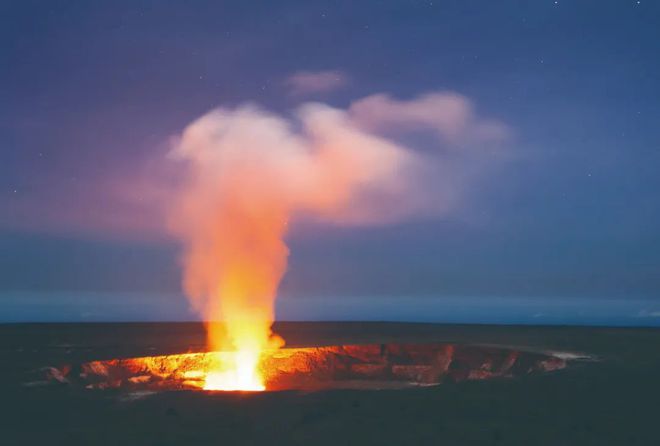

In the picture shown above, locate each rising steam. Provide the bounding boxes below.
[167,94,507,389]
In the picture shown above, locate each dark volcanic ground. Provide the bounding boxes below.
[1,322,658,445]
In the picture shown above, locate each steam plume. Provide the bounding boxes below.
[168,103,428,353]
[167,94,508,359]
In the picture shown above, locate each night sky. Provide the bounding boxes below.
[2,1,659,325]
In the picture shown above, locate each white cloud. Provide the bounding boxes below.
[637,309,660,318]
[285,70,349,95]
[349,92,511,144]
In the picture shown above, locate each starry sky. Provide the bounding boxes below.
[1,0,659,324]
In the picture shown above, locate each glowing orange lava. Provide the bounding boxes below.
[59,344,569,392]
[202,350,265,391]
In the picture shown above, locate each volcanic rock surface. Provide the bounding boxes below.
[39,343,567,391]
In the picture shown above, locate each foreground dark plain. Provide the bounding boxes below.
[1,322,658,445]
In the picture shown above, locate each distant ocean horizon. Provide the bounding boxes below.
[1,292,659,327]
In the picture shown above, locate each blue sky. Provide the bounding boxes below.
[1,1,659,324]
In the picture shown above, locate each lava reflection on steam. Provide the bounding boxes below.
[168,105,424,393]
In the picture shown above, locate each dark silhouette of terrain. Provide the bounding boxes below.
[1,322,658,445]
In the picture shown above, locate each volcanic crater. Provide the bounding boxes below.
[39,343,571,392]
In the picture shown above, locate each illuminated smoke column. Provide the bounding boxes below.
[167,97,495,389]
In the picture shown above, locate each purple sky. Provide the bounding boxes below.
[1,0,659,324]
